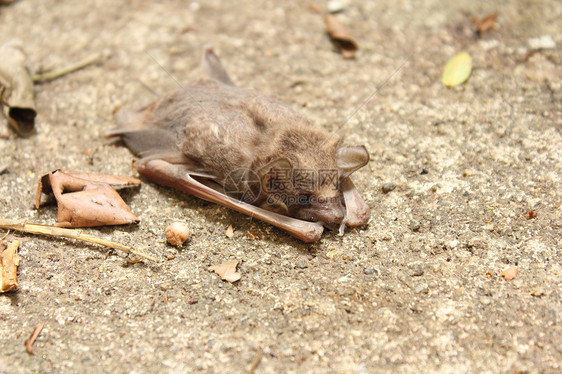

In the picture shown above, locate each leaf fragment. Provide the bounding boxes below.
[500,266,518,281]
[209,260,241,283]
[441,52,472,87]
[225,224,235,238]
[471,12,498,36]
[324,14,358,59]
[0,239,19,293]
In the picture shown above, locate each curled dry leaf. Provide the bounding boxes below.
[442,52,472,87]
[324,14,358,59]
[35,169,140,228]
[165,222,189,246]
[500,266,518,281]
[209,260,241,283]
[225,224,235,238]
[471,12,499,36]
[0,239,20,293]
[0,39,36,135]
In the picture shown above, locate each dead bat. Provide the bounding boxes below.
[106,47,370,242]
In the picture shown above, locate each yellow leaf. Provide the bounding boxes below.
[441,52,472,87]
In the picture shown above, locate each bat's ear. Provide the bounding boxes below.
[258,157,295,195]
[200,45,234,85]
[337,145,369,179]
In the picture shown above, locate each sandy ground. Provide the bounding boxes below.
[0,0,561,373]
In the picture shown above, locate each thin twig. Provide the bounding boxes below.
[32,53,102,83]
[0,219,158,262]
[248,347,263,374]
[24,322,45,355]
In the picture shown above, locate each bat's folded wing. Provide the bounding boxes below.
[135,158,324,242]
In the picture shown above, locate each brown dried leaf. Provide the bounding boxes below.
[225,224,235,238]
[524,209,537,219]
[209,260,241,283]
[500,266,518,281]
[324,14,358,59]
[35,169,140,227]
[0,239,20,293]
[0,39,36,135]
[472,12,498,36]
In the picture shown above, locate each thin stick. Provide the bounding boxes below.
[32,53,102,83]
[0,219,158,262]
[24,322,45,355]
[248,347,263,374]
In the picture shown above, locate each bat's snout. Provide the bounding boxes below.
[295,197,345,226]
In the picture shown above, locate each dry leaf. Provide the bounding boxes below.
[0,239,20,293]
[442,52,472,87]
[0,39,36,135]
[471,12,498,36]
[35,169,140,227]
[210,260,241,283]
[500,266,518,281]
[524,210,537,219]
[225,224,235,238]
[324,14,358,59]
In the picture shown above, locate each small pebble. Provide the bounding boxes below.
[381,183,397,194]
[296,260,308,269]
[409,221,421,232]
[363,268,375,275]
[411,266,424,277]
[480,296,492,305]
[527,35,556,50]
[327,0,348,13]
[415,284,429,294]
[531,289,545,297]
[165,222,190,246]
[397,271,414,289]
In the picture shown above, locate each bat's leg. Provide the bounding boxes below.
[136,158,324,242]
[341,177,370,229]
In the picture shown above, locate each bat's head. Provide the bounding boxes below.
[258,128,369,226]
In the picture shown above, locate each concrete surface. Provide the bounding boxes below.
[0,0,560,372]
